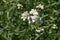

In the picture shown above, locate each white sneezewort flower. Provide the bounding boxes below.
[21,11,29,21]
[36,28,44,33]
[52,24,58,29]
[31,16,39,22]
[36,4,44,9]
[29,9,38,16]
[36,29,41,32]
[41,28,44,31]
[17,3,23,9]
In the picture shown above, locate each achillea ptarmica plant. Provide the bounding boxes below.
[21,9,41,24]
[29,9,38,16]
[21,11,29,21]
[36,4,44,9]
[17,3,23,9]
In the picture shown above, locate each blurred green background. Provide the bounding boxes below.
[0,0,60,40]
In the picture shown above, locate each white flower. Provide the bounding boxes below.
[31,16,39,22]
[17,3,23,7]
[21,17,26,21]
[17,3,23,9]
[32,19,35,22]
[28,21,31,24]
[41,28,44,31]
[36,28,44,33]
[31,16,39,20]
[29,9,38,16]
[21,11,28,16]
[27,16,40,23]
[36,4,44,9]
[21,11,29,21]
[52,24,58,29]
[17,7,20,9]
[36,29,41,32]
[52,26,58,29]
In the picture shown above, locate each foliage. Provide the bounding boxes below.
[0,0,60,40]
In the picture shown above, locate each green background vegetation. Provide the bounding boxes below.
[0,0,60,40]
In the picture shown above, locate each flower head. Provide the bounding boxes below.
[36,28,44,33]
[17,3,23,9]
[21,11,29,21]
[29,9,38,16]
[30,16,39,22]
[36,4,44,9]
[36,29,41,32]
[52,24,58,29]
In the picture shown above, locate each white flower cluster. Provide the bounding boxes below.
[21,4,44,23]
[17,3,44,9]
[21,9,40,24]
[52,24,58,29]
[36,28,44,33]
[29,9,40,23]
[21,11,29,21]
[17,3,23,9]
[29,9,38,16]
[36,4,44,9]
